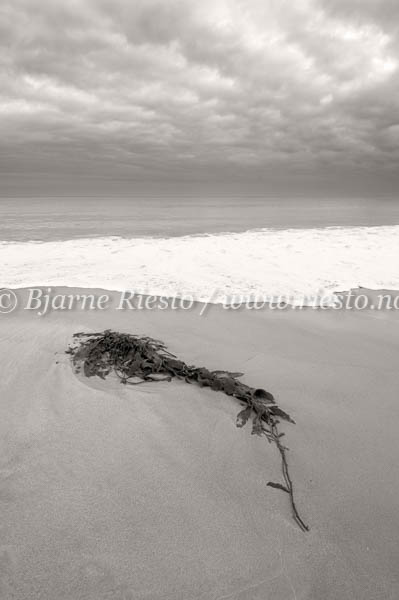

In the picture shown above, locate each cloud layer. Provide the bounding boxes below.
[1,0,398,194]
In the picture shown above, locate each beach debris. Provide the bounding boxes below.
[66,329,309,531]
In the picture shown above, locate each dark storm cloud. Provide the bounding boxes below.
[0,0,398,194]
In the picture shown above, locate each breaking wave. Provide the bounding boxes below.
[1,226,399,305]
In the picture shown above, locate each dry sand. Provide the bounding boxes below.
[1,288,399,599]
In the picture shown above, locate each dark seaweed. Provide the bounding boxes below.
[66,329,309,531]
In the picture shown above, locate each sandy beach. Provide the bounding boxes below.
[0,287,398,599]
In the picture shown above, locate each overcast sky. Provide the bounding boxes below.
[1,0,399,196]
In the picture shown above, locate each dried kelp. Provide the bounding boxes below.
[66,329,308,531]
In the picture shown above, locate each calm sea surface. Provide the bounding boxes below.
[1,196,398,241]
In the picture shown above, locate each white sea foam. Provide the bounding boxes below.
[1,226,399,305]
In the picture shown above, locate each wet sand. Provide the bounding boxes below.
[1,288,399,599]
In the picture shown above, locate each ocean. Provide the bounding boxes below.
[1,196,399,304]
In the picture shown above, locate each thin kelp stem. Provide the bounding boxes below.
[66,330,309,531]
[268,424,309,532]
